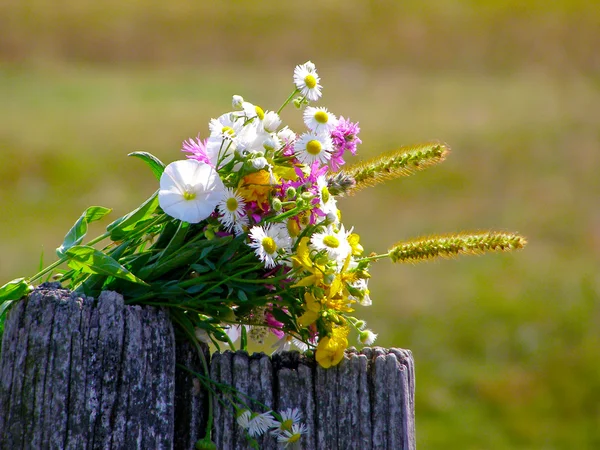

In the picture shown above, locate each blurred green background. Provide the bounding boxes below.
[1,1,599,448]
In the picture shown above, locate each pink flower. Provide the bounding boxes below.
[182,135,212,166]
[265,311,285,339]
[329,117,361,171]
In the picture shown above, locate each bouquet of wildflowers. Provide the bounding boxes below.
[0,61,526,369]
[0,61,527,447]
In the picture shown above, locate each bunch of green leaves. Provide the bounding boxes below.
[0,152,304,349]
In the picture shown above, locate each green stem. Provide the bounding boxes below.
[277,89,300,115]
[355,253,389,264]
[28,231,112,284]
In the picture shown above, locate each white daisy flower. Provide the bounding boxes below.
[316,175,338,219]
[310,225,352,263]
[272,334,293,354]
[262,111,282,133]
[237,410,277,437]
[293,132,333,166]
[236,120,271,155]
[271,407,304,437]
[208,112,243,139]
[248,223,292,268]
[217,188,248,234]
[293,61,322,101]
[303,106,338,133]
[158,159,225,223]
[277,126,296,145]
[240,101,265,122]
[276,423,308,447]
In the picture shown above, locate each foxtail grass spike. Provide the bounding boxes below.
[388,231,527,264]
[329,142,450,196]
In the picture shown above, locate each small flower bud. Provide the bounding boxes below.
[263,111,282,133]
[251,157,268,169]
[263,137,276,152]
[359,330,378,346]
[354,320,366,330]
[324,212,337,225]
[301,192,314,202]
[286,187,297,199]
[232,95,244,109]
[271,198,283,211]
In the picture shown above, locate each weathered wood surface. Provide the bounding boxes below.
[0,284,176,450]
[0,287,416,449]
[204,348,415,450]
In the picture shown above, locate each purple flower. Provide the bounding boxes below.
[329,117,361,172]
[182,135,212,166]
[265,311,285,339]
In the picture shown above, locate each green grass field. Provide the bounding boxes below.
[1,2,600,448]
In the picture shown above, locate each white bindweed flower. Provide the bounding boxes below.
[159,159,225,223]
[294,132,333,166]
[293,61,322,101]
[303,106,338,133]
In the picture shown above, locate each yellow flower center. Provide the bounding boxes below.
[262,237,277,254]
[281,419,293,431]
[225,197,238,212]
[221,126,235,137]
[288,433,301,443]
[255,105,265,120]
[321,186,330,203]
[306,140,322,156]
[304,74,317,89]
[323,235,340,248]
[314,111,328,124]
[182,185,196,201]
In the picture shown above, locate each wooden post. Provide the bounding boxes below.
[0,286,415,450]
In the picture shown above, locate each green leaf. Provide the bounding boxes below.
[128,151,166,180]
[65,245,148,286]
[158,221,190,262]
[57,206,112,257]
[0,277,32,303]
[107,191,160,241]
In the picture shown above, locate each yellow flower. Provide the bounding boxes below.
[348,233,364,256]
[315,325,349,368]
[292,237,324,288]
[298,291,321,327]
[238,170,275,207]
